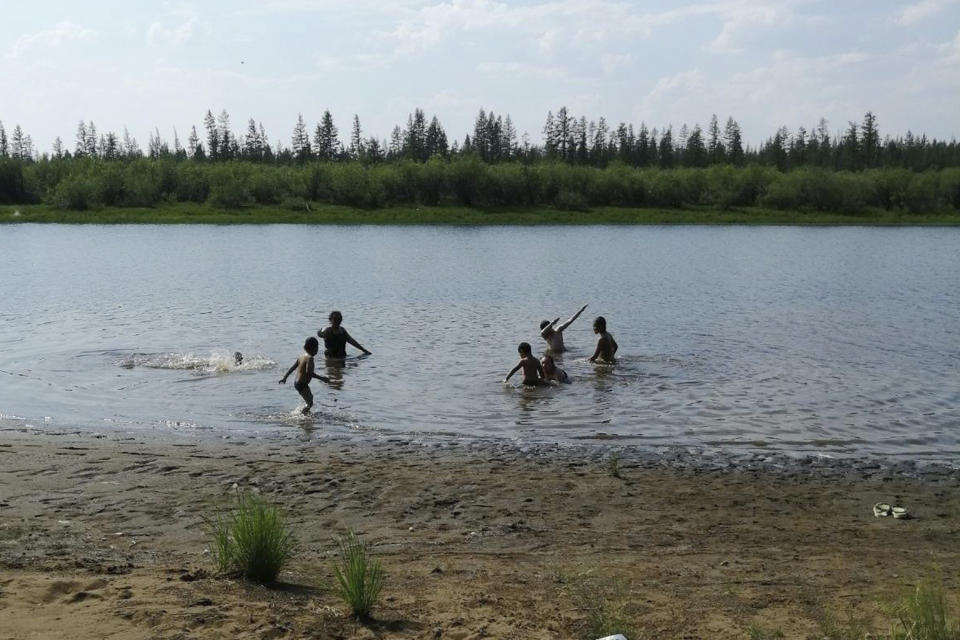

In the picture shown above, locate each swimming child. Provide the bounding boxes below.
[279,337,331,414]
[589,316,618,363]
[318,311,371,360]
[539,303,588,352]
[503,342,549,386]
[234,352,243,366]
[540,355,570,383]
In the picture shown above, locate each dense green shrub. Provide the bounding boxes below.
[51,173,100,210]
[207,163,253,209]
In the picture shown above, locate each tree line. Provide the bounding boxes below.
[0,108,958,213]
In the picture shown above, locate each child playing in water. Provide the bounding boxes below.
[540,355,570,383]
[503,342,549,386]
[318,311,371,360]
[539,303,588,352]
[279,337,331,414]
[589,316,618,363]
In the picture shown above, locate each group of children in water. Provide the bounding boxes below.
[280,306,617,413]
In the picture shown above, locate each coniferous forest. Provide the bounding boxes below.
[1,107,958,215]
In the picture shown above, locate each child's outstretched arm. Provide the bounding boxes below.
[279,361,298,384]
[503,362,522,383]
[557,304,588,332]
[343,330,372,355]
[540,318,560,337]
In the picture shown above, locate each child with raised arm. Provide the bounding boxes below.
[503,342,549,386]
[589,316,619,363]
[539,303,588,352]
[279,337,331,414]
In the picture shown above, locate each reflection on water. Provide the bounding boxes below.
[1,224,959,460]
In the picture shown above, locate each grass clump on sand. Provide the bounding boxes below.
[558,569,636,640]
[892,575,960,640]
[210,490,296,584]
[333,530,385,619]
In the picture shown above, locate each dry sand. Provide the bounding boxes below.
[0,428,958,639]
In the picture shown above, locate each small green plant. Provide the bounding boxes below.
[563,572,635,640]
[747,622,786,639]
[893,575,960,640]
[333,530,384,619]
[210,490,295,583]
[608,453,622,479]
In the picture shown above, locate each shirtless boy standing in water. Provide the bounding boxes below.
[589,316,618,363]
[540,304,588,352]
[504,342,549,386]
[279,337,330,414]
[318,311,371,360]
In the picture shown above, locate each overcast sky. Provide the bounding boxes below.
[2,0,958,152]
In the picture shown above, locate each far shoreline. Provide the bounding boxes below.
[4,203,960,226]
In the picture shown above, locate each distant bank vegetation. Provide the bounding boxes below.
[0,108,958,214]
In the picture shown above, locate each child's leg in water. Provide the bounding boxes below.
[296,384,314,414]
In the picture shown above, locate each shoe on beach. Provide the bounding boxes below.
[873,502,892,517]
[892,505,910,519]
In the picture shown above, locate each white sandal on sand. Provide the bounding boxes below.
[873,502,892,517]
[892,505,909,519]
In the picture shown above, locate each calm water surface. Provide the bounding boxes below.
[1,224,958,460]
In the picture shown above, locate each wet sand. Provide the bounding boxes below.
[0,429,958,639]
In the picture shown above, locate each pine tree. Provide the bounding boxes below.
[244,118,260,159]
[173,128,184,157]
[591,117,608,165]
[388,126,403,158]
[0,121,7,157]
[686,124,707,167]
[861,111,879,168]
[365,136,383,162]
[659,127,674,168]
[75,121,88,157]
[52,136,63,158]
[292,113,311,162]
[724,117,744,165]
[349,114,363,160]
[11,125,25,160]
[708,114,725,164]
[103,132,119,160]
[404,109,426,161]
[637,124,650,166]
[217,110,233,160]
[314,110,338,161]
[555,107,571,161]
[85,121,98,157]
[502,115,517,160]
[425,116,447,158]
[187,126,200,158]
[204,110,219,160]
[841,121,860,170]
[543,111,556,157]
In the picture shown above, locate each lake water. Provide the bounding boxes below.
[1,224,958,461]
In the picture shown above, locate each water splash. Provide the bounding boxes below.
[117,351,275,375]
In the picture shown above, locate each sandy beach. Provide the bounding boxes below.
[1,428,958,639]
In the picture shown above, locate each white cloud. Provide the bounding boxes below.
[648,69,705,100]
[147,18,198,46]
[897,0,959,26]
[7,22,98,59]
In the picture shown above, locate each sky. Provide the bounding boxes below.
[1,0,958,153]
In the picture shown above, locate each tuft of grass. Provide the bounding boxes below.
[562,571,636,640]
[747,622,786,639]
[332,530,385,619]
[893,576,960,640]
[210,490,296,584]
[608,453,622,479]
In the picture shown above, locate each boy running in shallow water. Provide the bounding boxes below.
[279,337,330,414]
[589,316,618,363]
[503,342,549,386]
[539,303,588,352]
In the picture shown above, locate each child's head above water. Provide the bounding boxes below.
[540,354,556,373]
[593,316,607,333]
[540,320,551,331]
[518,341,532,355]
[329,310,343,326]
[304,336,319,355]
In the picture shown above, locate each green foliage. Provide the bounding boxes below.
[4,154,959,215]
[893,576,960,640]
[210,490,296,584]
[332,530,384,619]
[564,572,636,640]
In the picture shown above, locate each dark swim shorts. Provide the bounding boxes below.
[294,381,307,392]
